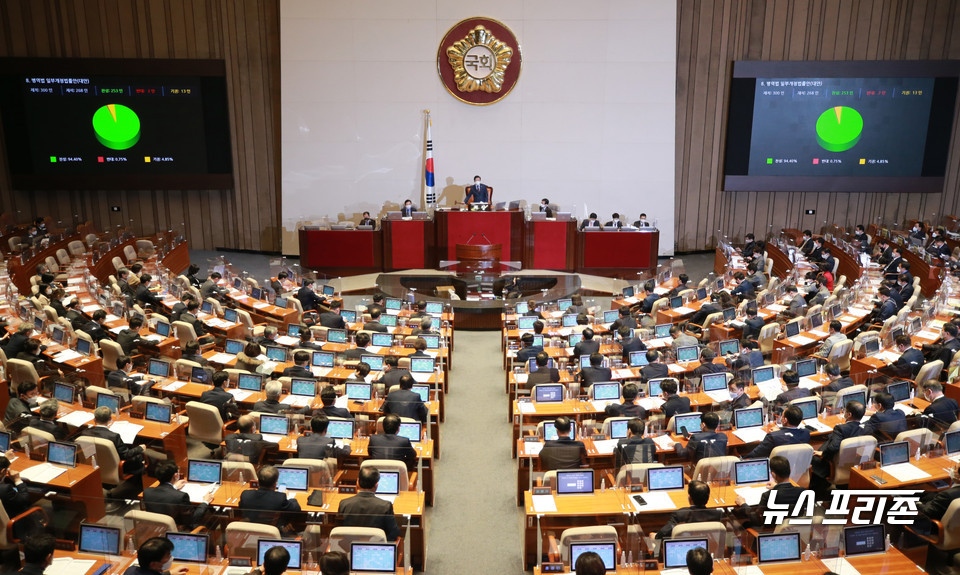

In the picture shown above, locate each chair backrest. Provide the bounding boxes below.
[112,256,125,272]
[205,298,224,316]
[56,249,70,266]
[327,527,387,555]
[222,461,257,483]
[6,359,39,387]
[281,458,335,487]
[671,522,727,558]
[770,444,814,487]
[788,395,821,415]
[42,305,58,323]
[21,426,56,448]
[185,401,224,445]
[174,359,202,379]
[77,436,122,485]
[916,360,944,387]
[833,436,878,485]
[939,499,960,550]
[99,339,123,372]
[123,245,138,262]
[650,298,668,315]
[827,339,853,371]
[895,428,936,452]
[691,456,740,484]
[834,385,868,411]
[68,240,86,256]
[806,305,822,320]
[85,233,99,247]
[225,521,281,558]
[124,510,176,545]
[84,385,114,403]
[758,323,780,353]
[173,321,198,348]
[614,463,664,488]
[45,256,59,272]
[558,526,619,563]
[360,459,409,491]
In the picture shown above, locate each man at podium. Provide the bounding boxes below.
[465,175,491,210]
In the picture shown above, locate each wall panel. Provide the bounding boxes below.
[677,0,960,250]
[0,0,280,252]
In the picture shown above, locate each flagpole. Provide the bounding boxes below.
[423,110,436,209]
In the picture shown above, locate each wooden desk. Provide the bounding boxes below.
[299,228,383,276]
[524,219,577,271]
[849,453,954,490]
[12,455,106,521]
[578,229,659,277]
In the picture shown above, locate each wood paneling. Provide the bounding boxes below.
[676,0,960,251]
[0,0,281,252]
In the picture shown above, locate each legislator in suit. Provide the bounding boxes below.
[339,490,400,541]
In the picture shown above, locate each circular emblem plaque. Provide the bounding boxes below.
[437,17,522,106]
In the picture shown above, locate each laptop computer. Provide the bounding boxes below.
[79,523,121,555]
[327,328,347,343]
[608,419,629,439]
[259,414,288,435]
[567,333,583,347]
[421,334,440,349]
[629,350,649,367]
[201,300,215,314]
[361,354,384,371]
[592,382,621,401]
[673,412,702,435]
[670,296,683,309]
[662,538,710,570]
[371,332,393,347]
[168,532,209,562]
[411,384,430,402]
[397,422,422,443]
[561,314,579,328]
[48,441,77,467]
[734,407,764,429]
[379,314,397,327]
[793,398,819,420]
[648,379,665,397]
[257,540,301,569]
[534,384,564,403]
[647,465,684,491]
[886,380,911,403]
[808,313,824,330]
[579,355,593,369]
[340,309,357,323]
[224,339,246,356]
[375,471,400,497]
[718,339,740,356]
[515,302,530,314]
[350,542,396,573]
[701,372,728,393]
[265,346,287,362]
[290,379,316,397]
[410,357,435,373]
[785,320,801,338]
[676,345,699,363]
[285,322,298,336]
[603,310,619,323]
[622,286,636,298]
[223,308,239,323]
[843,525,886,557]
[96,393,120,413]
[188,459,222,483]
[752,366,775,384]
[191,366,211,384]
[155,321,171,338]
[145,402,172,424]
[569,541,616,572]
[0,432,10,453]
[945,430,960,455]
[555,469,594,495]
[276,467,309,491]
[734,459,770,485]
[326,419,355,440]
[757,532,801,564]
[312,351,334,368]
[53,382,76,403]
[863,338,881,357]
[517,316,536,330]
[322,284,336,296]
[50,325,64,344]
[654,324,672,338]
[794,358,817,378]
[76,338,92,356]
[722,307,737,322]
[346,383,373,401]
[425,301,444,314]
[237,373,264,391]
[542,421,577,441]
[879,441,910,467]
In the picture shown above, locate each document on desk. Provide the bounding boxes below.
[631,490,676,512]
[58,410,95,427]
[646,337,673,348]
[652,435,676,451]
[613,369,635,380]
[820,558,860,575]
[81,305,101,313]
[164,381,188,391]
[517,402,536,414]
[673,307,695,315]
[20,463,67,483]
[765,303,787,313]
[876,350,902,364]
[917,329,941,340]
[180,482,218,503]
[846,307,871,318]
[622,296,639,304]
[109,421,144,445]
[893,403,920,416]
[514,373,528,384]
[725,566,764,575]
[592,439,619,455]
[208,353,236,364]
[667,363,686,374]
[375,494,397,504]
[637,397,665,411]
[531,494,557,513]
[45,557,97,575]
[227,389,254,402]
[756,380,783,402]
[803,418,833,433]
[733,427,768,444]
[522,442,544,456]
[706,390,732,403]
[281,396,310,407]
[411,372,432,383]
[141,334,164,343]
[261,434,285,443]
[734,485,768,506]
[590,400,617,411]
[882,462,931,482]
[252,302,271,309]
[366,345,383,354]
[787,335,816,346]
[311,366,333,378]
[53,349,82,363]
[799,377,822,390]
[109,326,126,335]
[653,287,669,295]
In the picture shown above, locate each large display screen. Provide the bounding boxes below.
[724,61,959,192]
[0,58,232,189]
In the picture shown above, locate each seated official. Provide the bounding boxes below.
[1,323,33,359]
[15,338,61,379]
[781,285,806,316]
[382,374,428,423]
[408,338,431,358]
[170,292,195,324]
[369,414,417,467]
[811,400,865,493]
[400,199,416,217]
[660,379,692,421]
[317,385,354,419]
[297,414,350,459]
[82,406,147,474]
[0,456,32,518]
[731,271,755,300]
[579,212,601,230]
[83,309,110,342]
[516,332,543,363]
[822,361,854,393]
[640,280,659,313]
[580,352,612,385]
[26,399,66,441]
[692,348,726,377]
[725,380,752,413]
[270,271,289,295]
[200,271,228,301]
[604,383,645,419]
[922,322,960,366]
[725,339,763,373]
[236,342,265,373]
[358,211,376,227]
[297,279,328,313]
[735,455,805,529]
[523,299,545,319]
[666,274,691,299]
[344,362,373,385]
[135,274,164,309]
[4,381,38,425]
[746,405,810,459]
[540,415,587,471]
[411,317,437,336]
[238,465,302,525]
[652,480,723,539]
[527,352,560,386]
[338,467,401,541]
[814,320,846,358]
[21,534,56,575]
[918,462,960,523]
[464,175,490,205]
[921,381,959,426]
[365,294,386,317]
[298,328,325,351]
[282,350,316,379]
[614,418,656,468]
[180,340,209,366]
[377,356,411,389]
[363,309,389,333]
[604,213,624,229]
[640,349,669,383]
[686,548,714,575]
[253,381,284,414]
[864,391,907,440]
[107,355,150,395]
[689,293,722,327]
[741,304,764,340]
[537,198,554,218]
[225,415,265,456]
[117,316,146,355]
[200,371,239,421]
[143,460,212,528]
[633,213,652,228]
[342,332,371,360]
[573,328,600,358]
[255,547,291,575]
[773,369,811,409]
[575,552,606,575]
[685,412,727,463]
[319,300,347,329]
[610,306,638,331]
[618,325,646,360]
[254,326,280,348]
[319,551,350,575]
[875,288,898,325]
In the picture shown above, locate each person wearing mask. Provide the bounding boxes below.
[811,401,866,493]
[921,381,959,426]
[745,406,810,459]
[1,324,33,360]
[400,199,416,217]
[726,380,752,412]
[185,264,203,288]
[852,225,870,251]
[0,456,32,518]
[170,293,195,324]
[143,460,213,528]
[281,350,315,379]
[798,230,814,255]
[725,339,763,373]
[614,418,656,467]
[117,316,146,355]
[814,321,847,359]
[610,306,638,331]
[83,309,110,342]
[782,285,806,316]
[179,340,209,366]
[296,279,328,314]
[731,271,755,300]
[15,338,62,379]
[773,369,812,409]
[106,355,151,395]
[633,213,652,228]
[538,198,553,218]
[667,274,691,299]
[741,305,764,340]
[579,212,602,231]
[873,286,898,324]
[376,356,410,390]
[670,324,699,351]
[338,467,401,541]
[4,382,39,425]
[359,212,376,227]
[923,322,960,366]
[199,272,228,301]
[895,273,915,308]
[736,455,805,528]
[864,391,908,440]
[652,480,723,539]
[604,213,624,229]
[135,274,164,309]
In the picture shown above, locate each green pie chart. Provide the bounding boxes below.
[92,104,141,150]
[816,106,863,152]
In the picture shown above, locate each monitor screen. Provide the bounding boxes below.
[421,334,440,349]
[608,419,629,439]
[168,532,208,562]
[647,466,685,491]
[276,467,308,491]
[864,338,881,356]
[79,523,121,555]
[223,308,239,323]
[844,525,886,557]
[722,307,737,321]
[532,334,544,347]
[757,533,801,564]
[561,314,578,327]
[592,382,620,401]
[557,298,573,311]
[886,381,910,402]
[327,328,347,343]
[555,469,594,494]
[534,384,564,403]
[567,333,583,347]
[33,316,43,331]
[622,286,635,298]
[794,398,819,420]
[542,421,576,442]
[350,543,396,573]
[670,296,683,309]
[51,326,64,344]
[188,459,221,483]
[379,314,397,327]
[410,357,435,373]
[696,287,708,300]
[322,284,335,296]
[890,326,904,340]
[96,393,120,413]
[655,324,672,338]
[735,407,764,429]
[701,373,727,392]
[515,302,529,314]
[809,313,824,329]
[340,310,357,323]
[47,441,77,467]
[375,471,400,495]
[648,379,665,397]
[663,538,710,569]
[201,300,214,314]
[326,419,355,440]
[831,304,842,319]
[257,540,301,569]
[250,287,262,301]
[719,339,740,355]
[579,355,592,369]
[752,366,775,384]
[844,391,867,409]
[795,358,817,378]
[147,358,171,378]
[735,459,770,485]
[290,379,315,396]
[145,402,171,423]
[191,366,211,384]
[346,383,372,401]
[674,413,702,434]
[0,432,10,453]
[946,430,960,455]
[53,382,75,403]
[425,302,443,314]
[385,298,402,311]
[285,322,299,336]
[517,316,536,330]
[629,350,649,367]
[234,278,243,290]
[265,346,287,362]
[155,321,171,337]
[312,351,334,367]
[785,320,801,338]
[76,338,91,356]
[879,441,910,467]
[361,354,384,371]
[237,373,263,391]
[603,310,620,323]
[676,345,699,363]
[570,542,616,572]
[397,422,422,443]
[411,384,430,402]
[259,414,287,435]
[371,332,393,347]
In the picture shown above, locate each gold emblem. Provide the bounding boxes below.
[446,26,513,93]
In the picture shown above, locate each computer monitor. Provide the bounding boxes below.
[555,469,594,495]
[534,384,564,403]
[831,303,842,319]
[191,366,211,384]
[112,302,125,317]
[946,430,960,455]
[793,398,819,420]
[327,328,347,343]
[735,459,770,485]
[237,373,264,391]
[808,312,824,330]
[647,465,685,491]
[662,538,710,569]
[879,441,910,467]
[397,422,422,443]
[0,432,11,453]
[379,314,397,328]
[384,298,402,311]
[33,316,43,332]
[321,284,335,296]
[603,310,620,323]
[50,325,64,344]
[79,523,121,555]
[233,278,243,290]
[622,286,635,298]
[886,381,911,403]
[557,298,573,311]
[673,412,702,435]
[517,316,536,330]
[567,333,583,347]
[676,345,699,363]
[350,543,396,573]
[276,467,309,491]
[346,383,373,401]
[864,338,881,356]
[312,351,334,368]
[76,338,91,356]
[47,441,77,467]
[844,390,867,409]
[844,525,886,557]
[647,379,665,397]
[290,379,316,397]
[201,300,214,314]
[250,287,263,301]
[722,307,737,321]
[257,540,301,569]
[718,339,740,356]
[890,326,904,341]
[628,350,649,367]
[187,459,221,483]
[579,355,593,369]
[375,471,400,495]
[223,308,239,323]
[155,321,171,337]
[784,320,801,338]
[260,414,288,435]
[286,323,299,337]
[340,309,357,323]
[910,317,922,333]
[361,354,384,371]
[569,542,616,572]
[425,302,444,314]
[371,332,393,347]
[734,407,764,429]
[592,382,621,401]
[410,357,435,373]
[326,419,355,440]
[265,346,287,362]
[794,358,817,378]
[53,382,75,403]
[670,296,683,309]
[145,403,172,424]
[168,532,209,562]
[561,314,578,328]
[752,366,775,384]
[145,358,171,380]
[515,302,529,314]
[542,421,577,441]
[421,334,440,349]
[701,373,727,392]
[271,296,287,310]
[532,334,544,347]
[411,384,430,402]
[654,324,672,339]
[96,393,120,413]
[757,533,801,564]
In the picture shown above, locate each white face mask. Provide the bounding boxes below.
[161,559,173,572]
[475,181,481,186]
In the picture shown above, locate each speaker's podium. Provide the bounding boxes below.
[440,234,520,299]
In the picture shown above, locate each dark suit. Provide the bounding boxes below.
[297,434,349,459]
[824,376,855,393]
[200,279,226,300]
[876,299,897,323]
[580,366,613,385]
[579,219,601,230]
[864,409,907,440]
[919,486,960,521]
[170,302,188,323]
[225,432,264,456]
[686,430,728,461]
[378,368,411,390]
[727,392,752,413]
[81,425,144,473]
[605,220,624,229]
[611,316,638,331]
[0,481,30,518]
[82,320,109,342]
[924,396,960,425]
[640,363,669,383]
[898,283,915,306]
[516,345,543,364]
[317,405,354,419]
[818,420,865,464]
[2,333,30,359]
[342,346,369,360]
[319,311,346,329]
[604,402,646,419]
[662,395,692,421]
[741,483,807,527]
[641,293,659,314]
[573,339,601,358]
[400,205,415,217]
[693,362,726,378]
[774,386,812,408]
[656,506,724,539]
[363,321,389,333]
[296,286,326,312]
[238,488,302,524]
[253,399,283,414]
[25,417,65,440]
[200,386,236,420]
[281,365,315,379]
[689,304,721,328]
[338,491,400,541]
[527,368,561,386]
[181,352,209,366]
[884,257,903,277]
[615,436,657,467]
[746,426,811,459]
[107,369,149,395]
[368,433,417,467]
[742,317,765,340]
[732,280,755,299]
[540,437,587,470]
[180,312,207,337]
[135,284,162,307]
[619,337,646,360]
[382,389,428,422]
[143,483,210,527]
[116,328,144,355]
[465,183,490,204]
[3,398,31,425]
